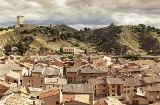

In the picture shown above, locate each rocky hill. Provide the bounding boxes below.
[0,24,160,56]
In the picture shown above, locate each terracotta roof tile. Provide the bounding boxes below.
[123,78,143,86]
[62,84,93,94]
[146,83,160,91]
[143,76,160,84]
[107,78,123,84]
[40,90,59,99]
[91,78,107,84]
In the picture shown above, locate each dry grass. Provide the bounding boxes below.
[0,29,14,36]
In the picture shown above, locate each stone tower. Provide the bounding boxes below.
[17,16,25,25]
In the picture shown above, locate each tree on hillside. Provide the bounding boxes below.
[66,32,72,38]
[59,47,64,54]
[110,23,116,27]
[124,53,141,61]
[77,34,82,41]
[84,27,88,31]
[4,41,28,55]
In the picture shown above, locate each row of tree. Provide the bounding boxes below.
[132,24,160,34]
[123,53,141,61]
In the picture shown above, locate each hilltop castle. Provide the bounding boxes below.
[17,16,25,25]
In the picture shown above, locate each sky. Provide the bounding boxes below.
[0,0,160,30]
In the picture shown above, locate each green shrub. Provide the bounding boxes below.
[124,53,141,61]
[4,41,29,55]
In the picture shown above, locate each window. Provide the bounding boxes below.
[29,80,30,82]
[103,85,105,87]
[118,94,121,96]
[112,86,115,88]
[49,87,50,89]
[31,96,34,98]
[134,89,137,92]
[56,101,59,105]
[127,90,129,93]
[149,101,153,104]
[57,85,59,87]
[53,85,55,87]
[124,91,126,93]
[112,90,115,92]
[103,90,105,92]
[95,85,96,88]
[41,80,43,83]
[112,94,115,96]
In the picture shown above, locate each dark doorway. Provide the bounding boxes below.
[20,80,22,84]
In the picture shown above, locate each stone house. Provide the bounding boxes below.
[40,90,61,105]
[107,78,124,99]
[88,77,107,97]
[61,84,94,105]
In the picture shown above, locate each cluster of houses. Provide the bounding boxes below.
[0,52,160,105]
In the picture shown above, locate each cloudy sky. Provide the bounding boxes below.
[0,0,160,29]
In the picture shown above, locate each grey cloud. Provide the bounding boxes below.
[0,0,160,29]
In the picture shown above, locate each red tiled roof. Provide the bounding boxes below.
[123,78,143,86]
[107,78,123,84]
[64,47,75,50]
[143,76,160,84]
[146,83,160,91]
[91,78,107,84]
[40,90,59,99]
[22,59,35,64]
[112,64,121,66]
[128,63,140,67]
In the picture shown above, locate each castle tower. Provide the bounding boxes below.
[17,16,25,25]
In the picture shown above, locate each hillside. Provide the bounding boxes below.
[0,24,160,56]
[0,24,91,56]
[72,24,160,55]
